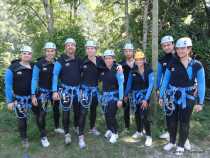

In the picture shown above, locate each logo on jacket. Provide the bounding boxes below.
[171,67,175,71]
[83,65,87,69]
[163,63,167,66]
[17,71,22,75]
[65,62,70,67]
[43,67,47,71]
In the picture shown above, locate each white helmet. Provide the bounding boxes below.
[20,45,32,53]
[44,42,56,49]
[65,38,76,45]
[85,40,97,48]
[123,43,134,50]
[176,37,192,48]
[103,49,115,57]
[160,35,174,44]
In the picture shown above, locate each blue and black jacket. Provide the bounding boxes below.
[52,54,82,92]
[125,64,154,101]
[159,58,205,106]
[5,60,33,103]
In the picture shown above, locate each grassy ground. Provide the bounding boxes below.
[0,100,210,158]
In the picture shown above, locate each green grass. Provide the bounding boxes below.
[0,100,210,158]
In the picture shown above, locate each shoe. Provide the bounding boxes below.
[64,133,71,145]
[160,132,169,141]
[163,143,176,151]
[79,135,86,149]
[145,136,152,147]
[184,139,191,151]
[89,127,100,136]
[104,130,112,139]
[54,128,64,134]
[132,131,143,139]
[109,133,119,144]
[41,137,50,147]
[175,146,185,156]
[21,138,29,148]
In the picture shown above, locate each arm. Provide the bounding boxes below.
[157,62,163,90]
[124,72,132,96]
[52,61,62,92]
[31,65,40,95]
[159,68,171,99]
[196,67,205,105]
[4,69,13,103]
[145,72,155,101]
[116,72,124,100]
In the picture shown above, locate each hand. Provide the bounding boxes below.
[32,95,38,106]
[141,100,148,110]
[124,96,128,103]
[117,100,123,108]
[7,102,15,112]
[53,92,60,101]
[116,65,123,73]
[159,99,163,107]
[194,104,203,113]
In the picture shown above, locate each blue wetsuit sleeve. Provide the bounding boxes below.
[116,72,124,100]
[31,65,40,95]
[157,62,162,90]
[4,69,14,103]
[52,61,62,92]
[125,72,132,96]
[196,67,205,105]
[159,68,171,99]
[145,72,155,101]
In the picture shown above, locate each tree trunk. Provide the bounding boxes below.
[151,0,158,130]
[42,0,54,34]
[142,0,150,52]
[125,0,130,42]
[202,0,210,36]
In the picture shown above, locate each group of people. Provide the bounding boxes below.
[4,35,206,156]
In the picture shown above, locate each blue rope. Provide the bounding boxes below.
[99,91,118,113]
[59,84,80,112]
[129,89,147,114]
[14,95,31,119]
[80,85,98,109]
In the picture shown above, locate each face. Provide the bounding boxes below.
[45,48,56,61]
[161,42,174,54]
[65,42,76,55]
[135,58,145,67]
[124,49,133,59]
[20,52,32,62]
[176,47,191,59]
[104,56,114,67]
[86,47,96,57]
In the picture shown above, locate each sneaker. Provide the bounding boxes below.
[54,128,64,134]
[160,132,170,140]
[79,135,86,149]
[109,133,119,144]
[175,146,185,156]
[89,127,100,136]
[145,136,152,147]
[21,138,29,149]
[41,137,50,147]
[104,130,112,139]
[163,143,176,151]
[184,139,191,151]
[64,133,71,145]
[132,131,143,139]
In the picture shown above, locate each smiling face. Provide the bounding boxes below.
[176,47,191,59]
[124,49,133,60]
[86,46,96,58]
[135,58,145,67]
[20,51,32,62]
[161,42,174,54]
[45,48,56,61]
[65,42,76,55]
[104,56,114,68]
